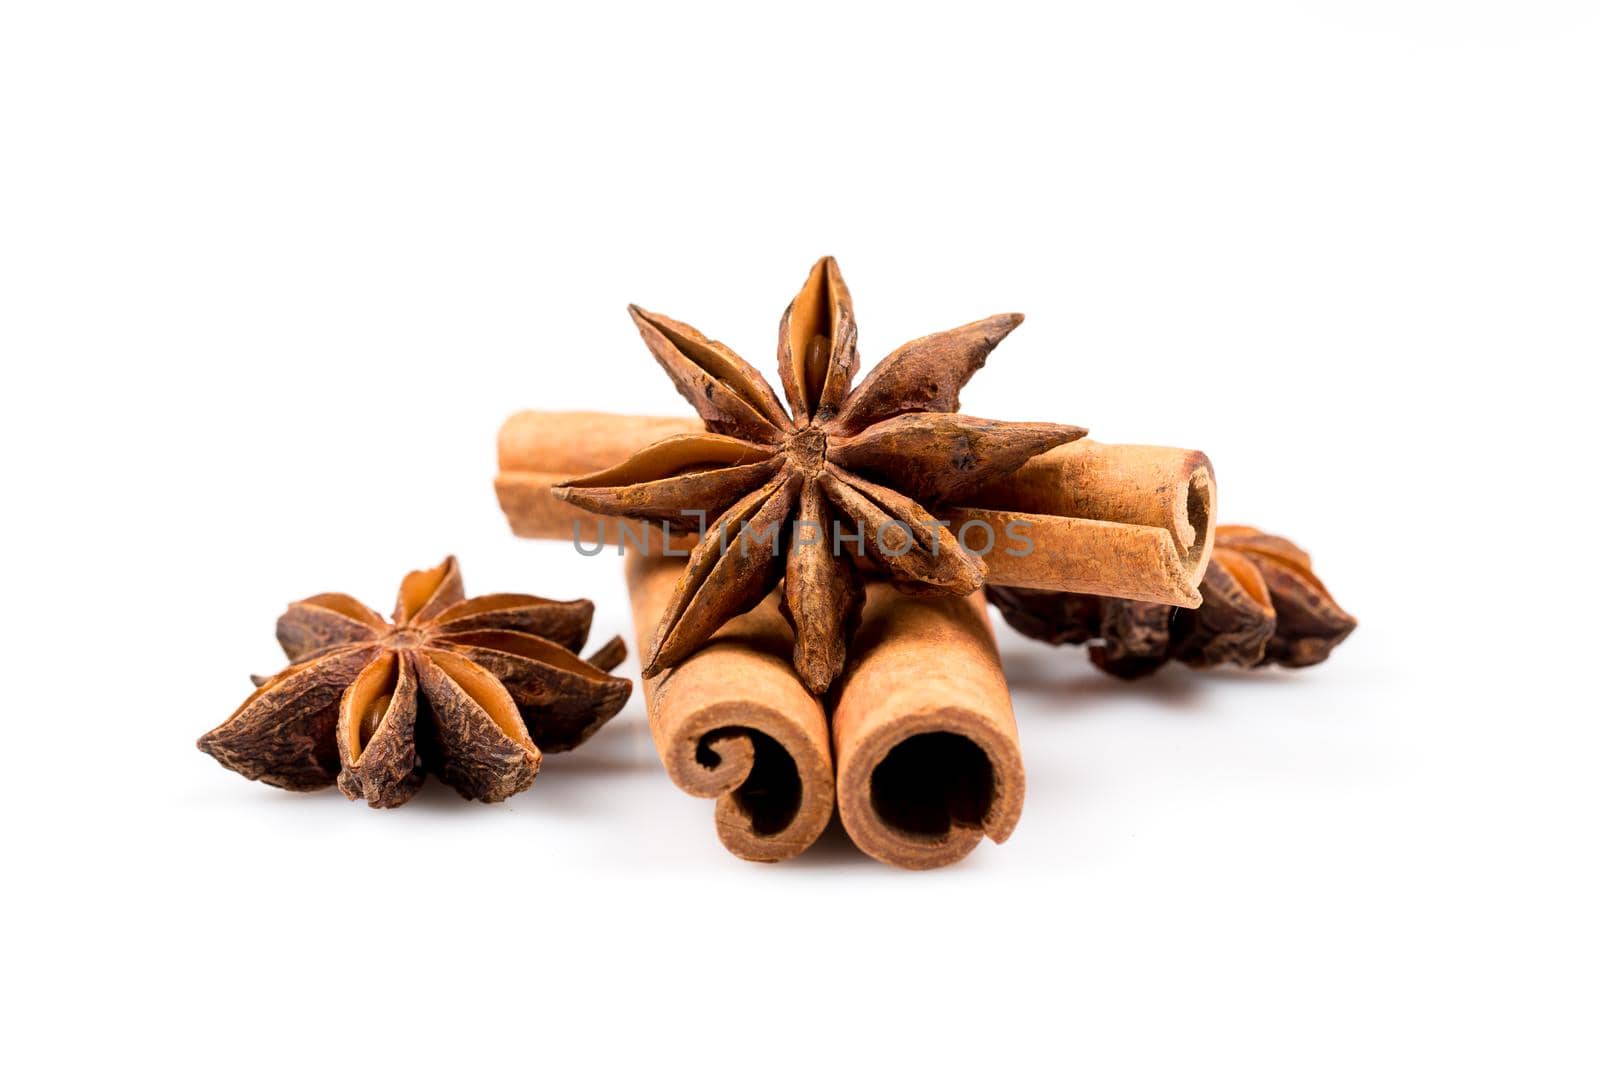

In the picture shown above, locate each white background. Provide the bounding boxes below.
[3,2,1595,1063]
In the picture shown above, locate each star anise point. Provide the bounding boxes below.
[560,259,1084,693]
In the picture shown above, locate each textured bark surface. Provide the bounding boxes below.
[445,631,631,752]
[429,594,595,654]
[335,651,425,807]
[832,586,1024,870]
[200,648,377,791]
[414,651,541,803]
[781,479,864,692]
[964,439,1216,576]
[496,413,1212,608]
[198,557,632,806]
[495,413,702,551]
[625,552,834,863]
[945,507,1203,607]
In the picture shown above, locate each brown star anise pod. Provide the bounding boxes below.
[555,257,1086,693]
[197,557,632,807]
[988,525,1357,679]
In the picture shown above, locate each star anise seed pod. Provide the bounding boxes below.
[987,524,1357,678]
[555,257,1086,693]
[198,557,632,806]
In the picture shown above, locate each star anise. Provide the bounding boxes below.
[555,257,1086,693]
[988,525,1357,678]
[197,557,632,807]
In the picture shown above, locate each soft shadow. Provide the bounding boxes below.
[1002,644,1312,715]
[542,714,660,779]
[379,776,497,814]
[781,814,878,870]
[516,714,661,811]
[358,715,663,815]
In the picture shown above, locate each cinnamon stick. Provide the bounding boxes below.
[496,412,698,549]
[497,410,698,477]
[961,439,1216,590]
[624,552,834,862]
[495,410,1213,606]
[497,410,1213,868]
[832,585,1023,869]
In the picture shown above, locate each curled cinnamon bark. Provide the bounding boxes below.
[625,552,833,862]
[963,440,1215,575]
[832,586,1023,870]
[496,410,1215,606]
[941,439,1214,606]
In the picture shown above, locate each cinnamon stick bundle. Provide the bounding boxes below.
[495,409,1216,867]
[833,586,1023,869]
[625,552,833,862]
[496,411,1214,606]
[626,558,1019,869]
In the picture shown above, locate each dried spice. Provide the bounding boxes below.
[555,256,1085,693]
[198,557,631,806]
[626,553,834,863]
[988,525,1357,678]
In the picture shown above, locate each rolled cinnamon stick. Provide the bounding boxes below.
[832,585,1023,870]
[960,438,1209,598]
[496,410,1213,605]
[497,412,699,549]
[497,410,698,477]
[624,552,834,862]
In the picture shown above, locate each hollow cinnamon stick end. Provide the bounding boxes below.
[652,698,835,863]
[832,588,1025,870]
[628,553,835,863]
[835,707,1025,871]
[967,439,1220,590]
[1180,454,1218,581]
